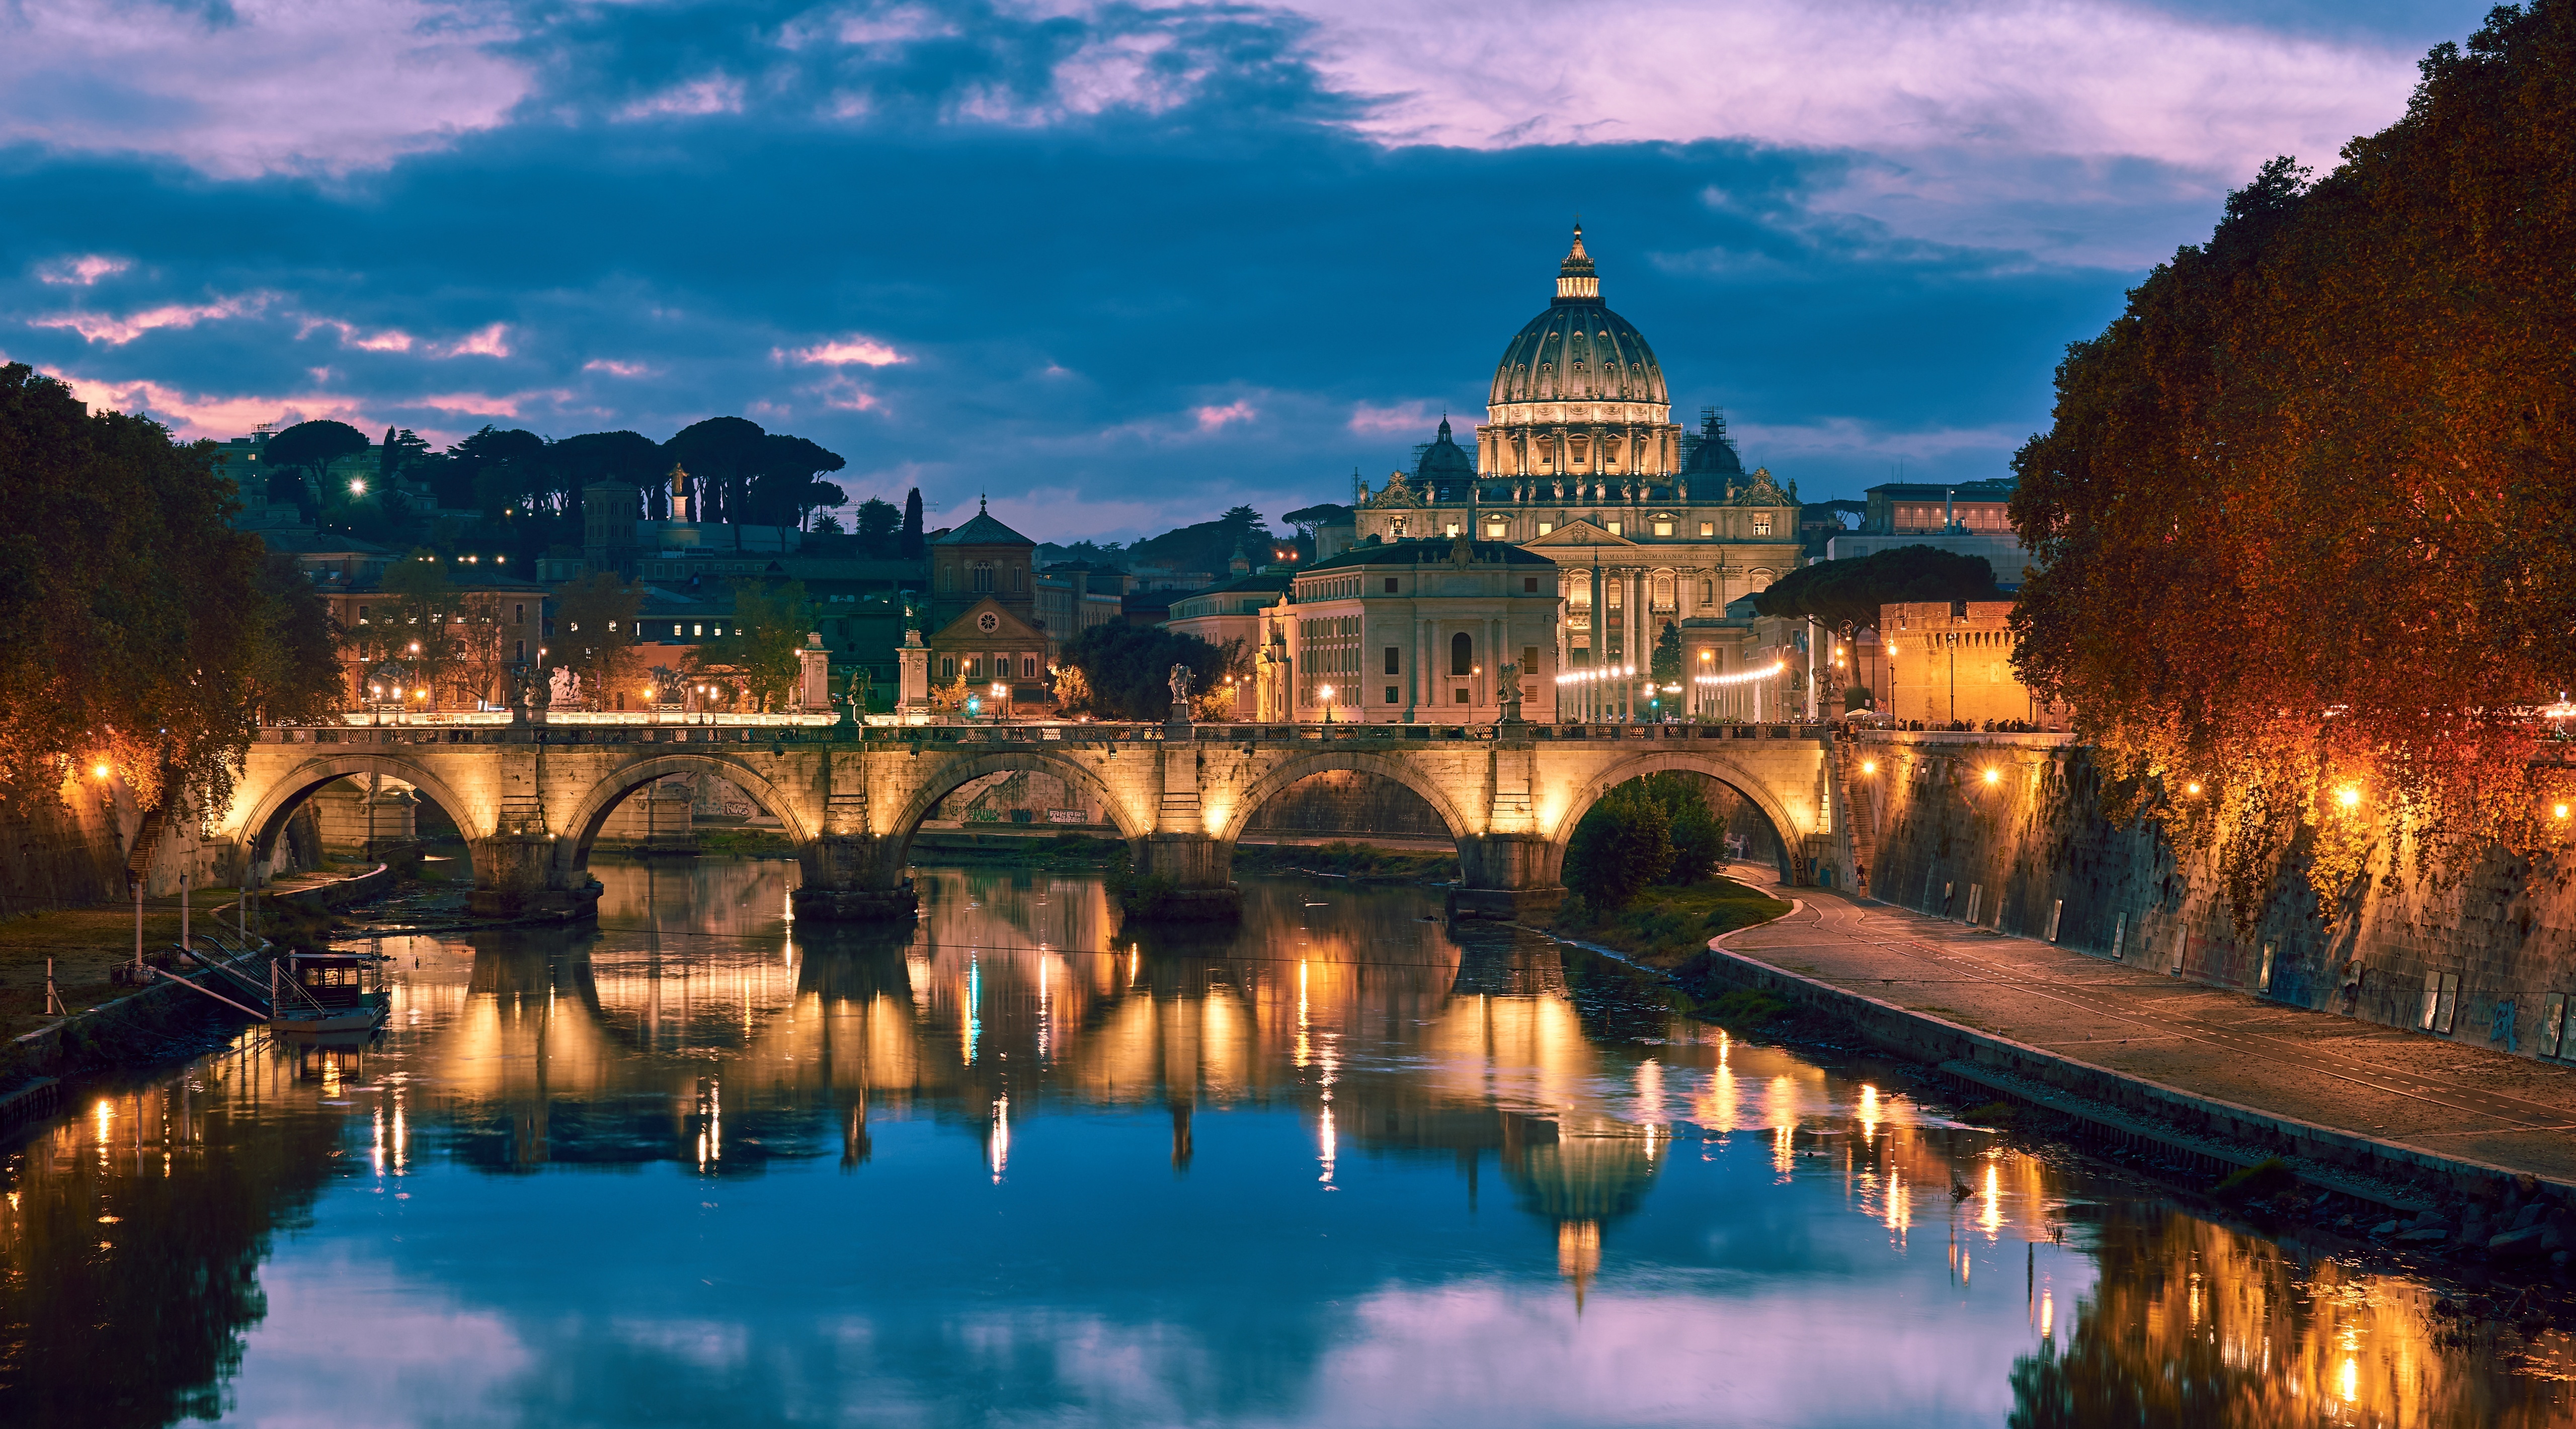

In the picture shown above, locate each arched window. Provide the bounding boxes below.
[1700,578,1714,604]
[1451,632,1474,677]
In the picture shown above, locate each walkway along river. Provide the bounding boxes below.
[2,856,2571,1425]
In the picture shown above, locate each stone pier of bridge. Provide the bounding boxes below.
[219,718,1837,923]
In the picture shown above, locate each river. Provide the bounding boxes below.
[2,856,2569,1426]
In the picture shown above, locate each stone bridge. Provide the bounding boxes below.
[219,719,1837,920]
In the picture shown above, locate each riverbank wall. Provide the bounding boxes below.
[0,774,332,916]
[1830,732,2576,1065]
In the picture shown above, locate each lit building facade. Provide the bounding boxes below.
[1879,600,2065,727]
[1251,537,1560,723]
[1351,228,1806,684]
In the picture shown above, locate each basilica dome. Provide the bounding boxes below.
[1487,226,1670,408]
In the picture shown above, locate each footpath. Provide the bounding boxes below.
[1707,882,2576,1210]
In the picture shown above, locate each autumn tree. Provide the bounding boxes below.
[0,365,344,819]
[2007,3,2576,916]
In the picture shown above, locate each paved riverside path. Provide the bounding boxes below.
[1716,877,2576,1187]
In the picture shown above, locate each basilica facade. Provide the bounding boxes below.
[1348,227,1808,689]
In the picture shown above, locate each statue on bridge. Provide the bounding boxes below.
[840,667,873,726]
[1168,663,1194,724]
[1497,661,1524,724]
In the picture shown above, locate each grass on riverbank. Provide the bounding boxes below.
[1231,842,1458,883]
[0,894,261,1037]
[1553,877,1792,971]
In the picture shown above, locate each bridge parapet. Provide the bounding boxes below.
[231,720,1838,926]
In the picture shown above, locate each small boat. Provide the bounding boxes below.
[270,951,390,1034]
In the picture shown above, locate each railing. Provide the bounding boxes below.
[257,717,1837,747]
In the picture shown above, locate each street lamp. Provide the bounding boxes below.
[1318,683,1335,724]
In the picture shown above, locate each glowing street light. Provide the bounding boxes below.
[349,478,366,495]
[1982,768,2001,785]
[1318,683,1336,723]
[2337,786,2363,810]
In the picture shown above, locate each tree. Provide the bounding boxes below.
[664,416,767,526]
[379,427,431,483]
[1562,783,1673,909]
[749,433,846,529]
[1053,624,1239,720]
[2006,2,2576,918]
[0,364,343,820]
[900,487,925,557]
[453,593,517,710]
[265,419,370,506]
[852,497,901,553]
[552,572,645,703]
[360,550,463,709]
[1751,545,2002,642]
[693,580,811,710]
[1650,620,1682,685]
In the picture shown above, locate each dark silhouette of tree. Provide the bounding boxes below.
[1751,545,2001,642]
[853,497,901,554]
[264,419,369,507]
[663,416,766,526]
[1051,624,1238,720]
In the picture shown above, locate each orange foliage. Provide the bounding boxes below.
[2009,5,2576,919]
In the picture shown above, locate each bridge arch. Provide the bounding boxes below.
[556,753,817,872]
[886,750,1153,863]
[1211,749,1476,848]
[236,752,487,870]
[1544,750,1808,884]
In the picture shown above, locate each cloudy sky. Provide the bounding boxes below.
[0,1,2483,540]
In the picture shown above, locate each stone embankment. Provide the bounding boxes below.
[1831,731,2576,1064]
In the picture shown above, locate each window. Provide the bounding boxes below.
[513,603,526,623]
[1605,521,1622,535]
[515,640,526,661]
[940,656,957,679]
[967,655,984,679]
[1384,646,1400,675]
[1537,522,1553,535]
[1524,577,1538,593]
[1654,521,1673,537]
[1700,523,1714,537]
[1753,516,1773,536]
[1454,688,1470,704]
[1700,579,1713,604]
[1023,655,1038,678]
[1384,577,1398,594]
[1451,631,1473,676]
[973,564,994,593]
[1522,645,1539,676]
[692,624,703,637]
[1444,523,1461,538]
[1384,686,1399,703]
[672,624,682,638]
[357,605,369,624]
[1486,521,1507,538]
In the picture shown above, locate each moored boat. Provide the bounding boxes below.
[270,951,390,1034]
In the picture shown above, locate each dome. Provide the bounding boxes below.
[1415,416,1475,482]
[1682,408,1743,475]
[1487,225,1670,408]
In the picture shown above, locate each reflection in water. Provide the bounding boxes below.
[0,855,2567,1426]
